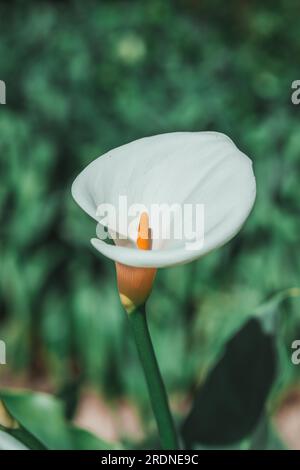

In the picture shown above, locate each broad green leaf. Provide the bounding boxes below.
[0,390,71,450]
[182,288,300,449]
[182,318,277,448]
[0,390,121,450]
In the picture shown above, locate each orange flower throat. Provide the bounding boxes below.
[116,212,156,313]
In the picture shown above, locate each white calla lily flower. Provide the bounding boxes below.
[72,131,256,442]
[73,131,256,312]
[72,132,256,270]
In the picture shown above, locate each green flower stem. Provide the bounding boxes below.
[128,304,179,450]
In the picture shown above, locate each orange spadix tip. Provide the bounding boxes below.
[116,211,156,313]
[137,211,151,251]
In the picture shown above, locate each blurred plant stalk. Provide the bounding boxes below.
[127,303,179,450]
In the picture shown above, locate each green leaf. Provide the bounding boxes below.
[0,389,122,450]
[182,288,300,449]
[0,390,72,450]
[182,318,277,448]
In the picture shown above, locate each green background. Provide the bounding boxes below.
[0,0,300,449]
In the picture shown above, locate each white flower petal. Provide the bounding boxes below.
[72,132,256,268]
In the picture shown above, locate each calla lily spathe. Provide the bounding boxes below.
[72,132,256,269]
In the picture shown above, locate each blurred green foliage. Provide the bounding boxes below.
[0,388,118,449]
[1,0,300,445]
